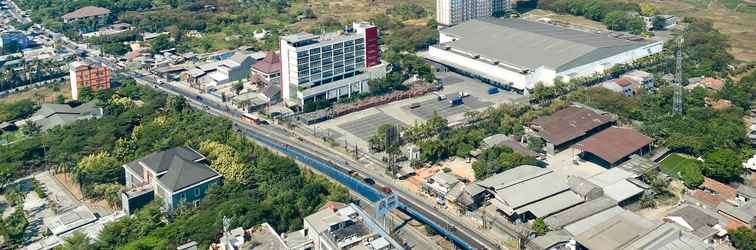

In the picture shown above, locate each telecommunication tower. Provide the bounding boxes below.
[673,35,684,115]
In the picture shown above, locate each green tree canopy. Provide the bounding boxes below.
[703,148,743,183]
[472,146,538,180]
[729,227,756,250]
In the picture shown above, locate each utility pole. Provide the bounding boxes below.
[672,33,684,115]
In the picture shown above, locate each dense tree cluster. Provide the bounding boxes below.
[729,227,756,250]
[17,0,297,53]
[1,60,68,92]
[0,207,29,246]
[87,31,142,56]
[0,80,349,249]
[472,145,538,180]
[0,99,38,122]
[570,73,752,159]
[683,18,735,78]
[387,3,428,21]
[568,68,755,183]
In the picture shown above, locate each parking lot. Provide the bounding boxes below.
[314,72,527,149]
[403,95,492,120]
[338,112,408,141]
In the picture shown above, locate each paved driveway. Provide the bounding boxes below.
[544,149,607,178]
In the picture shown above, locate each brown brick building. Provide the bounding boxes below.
[70,61,111,100]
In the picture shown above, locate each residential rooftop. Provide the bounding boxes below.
[62,6,111,20]
[252,51,282,74]
[125,146,220,192]
[43,206,98,236]
[26,102,103,131]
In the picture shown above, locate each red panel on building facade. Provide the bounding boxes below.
[364,26,380,67]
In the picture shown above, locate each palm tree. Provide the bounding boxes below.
[59,231,94,250]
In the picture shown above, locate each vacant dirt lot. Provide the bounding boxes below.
[0,81,70,103]
[306,0,434,21]
[649,0,756,62]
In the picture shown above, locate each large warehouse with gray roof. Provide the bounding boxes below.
[425,18,664,92]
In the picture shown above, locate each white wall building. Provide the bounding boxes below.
[302,203,402,250]
[280,22,386,108]
[425,18,664,93]
[436,0,510,26]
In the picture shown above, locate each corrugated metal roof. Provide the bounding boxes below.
[574,127,653,165]
[573,209,658,250]
[476,165,551,190]
[545,197,617,230]
[440,18,653,72]
[516,190,583,218]
[622,223,708,250]
[529,106,615,146]
[495,172,569,208]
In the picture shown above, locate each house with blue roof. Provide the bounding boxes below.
[121,146,221,213]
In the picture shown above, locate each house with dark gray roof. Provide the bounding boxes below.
[121,146,221,213]
[664,204,727,240]
[22,102,103,132]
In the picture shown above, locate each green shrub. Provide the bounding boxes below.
[31,179,46,198]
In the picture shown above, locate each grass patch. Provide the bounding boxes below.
[660,153,704,187]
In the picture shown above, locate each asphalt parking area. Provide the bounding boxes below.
[403,96,492,120]
[440,74,465,85]
[338,112,407,141]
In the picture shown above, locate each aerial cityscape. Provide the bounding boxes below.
[0,0,755,249]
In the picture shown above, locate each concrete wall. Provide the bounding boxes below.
[280,40,295,101]
[429,46,528,88]
[439,33,457,44]
[558,41,664,81]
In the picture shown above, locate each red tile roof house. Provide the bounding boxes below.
[62,6,111,24]
[687,177,756,230]
[600,78,638,97]
[701,77,725,91]
[527,106,617,155]
[250,51,282,86]
[573,127,654,167]
[689,177,738,208]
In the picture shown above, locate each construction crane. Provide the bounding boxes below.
[673,34,684,115]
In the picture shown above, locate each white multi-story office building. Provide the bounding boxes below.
[280,22,386,108]
[436,0,510,26]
